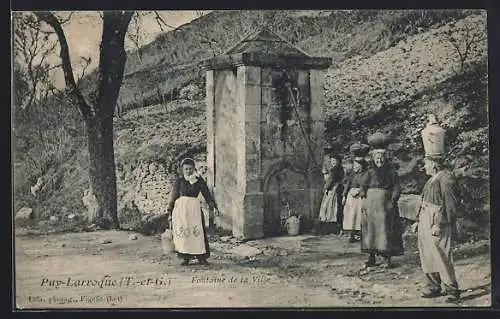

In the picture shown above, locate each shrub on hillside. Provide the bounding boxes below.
[13,92,86,215]
[179,83,204,101]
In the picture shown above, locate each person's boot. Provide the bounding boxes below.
[380,256,392,269]
[354,232,361,241]
[364,253,376,268]
[445,291,461,303]
[198,257,209,265]
[348,231,356,243]
[421,289,443,298]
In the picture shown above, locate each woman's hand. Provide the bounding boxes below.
[410,222,418,233]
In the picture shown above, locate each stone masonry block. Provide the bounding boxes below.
[242,66,261,85]
[245,122,261,154]
[245,178,261,193]
[261,68,273,86]
[245,161,261,184]
[245,104,261,123]
[309,69,326,92]
[243,192,265,239]
[310,70,326,120]
[310,104,323,121]
[232,199,246,238]
[261,86,272,106]
[244,84,262,106]
[206,70,214,88]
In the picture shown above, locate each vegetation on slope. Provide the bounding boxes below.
[13,10,488,240]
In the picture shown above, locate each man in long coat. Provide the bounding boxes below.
[412,156,461,303]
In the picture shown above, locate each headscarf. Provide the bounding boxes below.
[180,157,198,184]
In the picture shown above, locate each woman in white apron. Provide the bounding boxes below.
[342,143,369,243]
[318,153,344,234]
[166,158,218,266]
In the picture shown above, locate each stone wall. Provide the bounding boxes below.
[237,66,264,238]
[213,70,239,231]
[117,162,172,220]
[115,153,209,231]
[206,64,327,238]
[260,67,323,232]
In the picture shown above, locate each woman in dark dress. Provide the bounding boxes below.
[360,133,403,269]
[167,158,218,266]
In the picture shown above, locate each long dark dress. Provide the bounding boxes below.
[167,176,216,260]
[360,164,403,256]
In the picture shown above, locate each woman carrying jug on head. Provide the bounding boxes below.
[166,158,218,266]
[359,133,403,269]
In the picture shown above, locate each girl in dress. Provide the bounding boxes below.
[342,143,370,243]
[167,158,218,266]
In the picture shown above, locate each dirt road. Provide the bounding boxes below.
[14,230,491,308]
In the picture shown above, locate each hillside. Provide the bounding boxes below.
[80,10,476,112]
[13,10,488,240]
[322,13,488,233]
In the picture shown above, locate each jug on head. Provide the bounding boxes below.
[421,114,446,157]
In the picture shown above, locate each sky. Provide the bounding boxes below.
[13,10,211,89]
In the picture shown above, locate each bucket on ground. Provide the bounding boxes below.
[161,228,175,254]
[285,216,301,236]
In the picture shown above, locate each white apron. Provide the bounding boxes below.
[342,188,362,231]
[418,200,455,274]
[319,184,340,222]
[172,196,206,255]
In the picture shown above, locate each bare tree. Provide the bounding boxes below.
[125,12,173,111]
[442,19,486,74]
[13,12,93,111]
[34,11,134,229]
[126,12,151,63]
[12,13,60,111]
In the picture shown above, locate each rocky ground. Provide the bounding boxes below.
[15,228,491,309]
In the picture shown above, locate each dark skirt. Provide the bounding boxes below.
[176,210,210,260]
[361,188,403,257]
